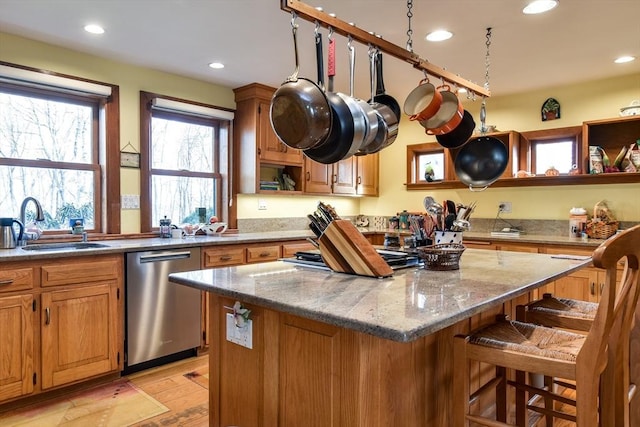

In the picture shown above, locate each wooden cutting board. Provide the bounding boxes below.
[318,220,393,278]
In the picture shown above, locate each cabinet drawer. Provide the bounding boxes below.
[41,257,121,287]
[282,241,316,258]
[204,247,245,268]
[246,245,281,263]
[0,267,35,293]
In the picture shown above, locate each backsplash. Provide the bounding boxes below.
[238,217,637,237]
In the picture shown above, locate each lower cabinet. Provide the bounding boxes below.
[0,255,123,405]
[0,294,35,401]
[40,282,119,390]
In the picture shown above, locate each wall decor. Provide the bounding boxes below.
[541,97,561,121]
[120,142,140,168]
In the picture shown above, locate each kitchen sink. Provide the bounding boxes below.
[21,242,111,251]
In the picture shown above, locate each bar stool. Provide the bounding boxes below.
[452,225,640,427]
[516,256,635,426]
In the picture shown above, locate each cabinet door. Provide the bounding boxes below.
[258,99,302,165]
[552,267,599,303]
[357,153,379,196]
[304,157,333,194]
[332,156,357,195]
[0,294,34,401]
[41,283,119,389]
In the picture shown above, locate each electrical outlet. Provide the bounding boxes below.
[499,201,512,213]
[258,199,267,210]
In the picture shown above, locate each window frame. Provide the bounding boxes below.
[520,126,582,175]
[405,142,455,185]
[0,61,121,234]
[139,91,232,233]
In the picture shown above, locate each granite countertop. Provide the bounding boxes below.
[0,227,606,262]
[0,230,315,262]
[169,249,591,343]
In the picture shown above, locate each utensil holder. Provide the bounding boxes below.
[318,220,393,278]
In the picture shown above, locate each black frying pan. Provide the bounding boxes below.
[454,135,508,189]
[270,23,332,150]
[435,110,475,149]
[304,35,362,164]
[369,51,401,120]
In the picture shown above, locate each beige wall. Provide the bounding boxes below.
[2,32,639,230]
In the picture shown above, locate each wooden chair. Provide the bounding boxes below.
[452,225,640,426]
[516,265,637,426]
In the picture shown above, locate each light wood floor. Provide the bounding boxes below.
[127,355,209,427]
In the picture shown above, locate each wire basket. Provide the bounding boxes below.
[418,243,466,271]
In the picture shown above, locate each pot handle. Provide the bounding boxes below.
[315,30,325,90]
[468,184,488,192]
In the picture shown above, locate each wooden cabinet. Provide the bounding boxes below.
[41,282,119,389]
[246,244,281,263]
[203,246,245,268]
[0,294,34,401]
[304,154,378,196]
[234,83,304,194]
[0,255,123,405]
[582,115,640,174]
[304,156,357,195]
[356,153,379,196]
[282,241,316,258]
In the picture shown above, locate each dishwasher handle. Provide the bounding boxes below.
[139,251,193,263]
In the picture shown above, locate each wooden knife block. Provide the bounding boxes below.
[318,220,393,278]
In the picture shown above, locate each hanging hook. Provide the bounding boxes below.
[314,20,320,36]
[328,26,334,41]
[291,11,298,29]
[347,34,353,49]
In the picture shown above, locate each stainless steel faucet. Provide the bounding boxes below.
[19,196,45,245]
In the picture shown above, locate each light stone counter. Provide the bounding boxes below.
[169,249,591,342]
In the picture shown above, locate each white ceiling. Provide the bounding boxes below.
[1,0,639,103]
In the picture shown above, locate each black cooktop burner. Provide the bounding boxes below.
[284,248,420,271]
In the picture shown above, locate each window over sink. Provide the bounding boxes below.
[0,62,119,233]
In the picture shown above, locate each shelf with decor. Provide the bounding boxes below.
[405,117,640,190]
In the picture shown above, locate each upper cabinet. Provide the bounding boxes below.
[235,83,304,194]
[406,116,640,190]
[236,83,380,197]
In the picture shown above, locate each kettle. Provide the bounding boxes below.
[0,217,24,249]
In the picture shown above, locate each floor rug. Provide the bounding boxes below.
[183,370,209,389]
[0,379,169,427]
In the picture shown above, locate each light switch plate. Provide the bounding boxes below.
[121,194,140,209]
[226,313,253,349]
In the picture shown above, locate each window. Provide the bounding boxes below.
[0,63,119,234]
[406,142,453,185]
[522,126,581,175]
[140,92,232,232]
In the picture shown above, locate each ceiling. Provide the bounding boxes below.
[1,0,639,103]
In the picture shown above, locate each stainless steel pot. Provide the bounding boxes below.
[0,217,24,249]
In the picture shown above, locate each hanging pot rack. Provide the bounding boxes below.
[280,0,490,98]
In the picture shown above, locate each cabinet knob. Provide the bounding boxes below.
[306,171,310,181]
[357,176,362,185]
[333,174,337,183]
[590,282,596,296]
[45,307,51,325]
[220,255,232,261]
[259,252,271,257]
[0,279,14,286]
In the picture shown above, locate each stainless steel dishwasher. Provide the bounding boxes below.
[125,247,201,373]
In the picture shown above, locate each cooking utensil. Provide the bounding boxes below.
[421,86,464,135]
[454,103,508,190]
[357,47,398,155]
[404,77,442,122]
[370,51,401,120]
[435,110,475,149]
[270,16,332,150]
[349,40,378,153]
[303,31,361,164]
[423,196,443,216]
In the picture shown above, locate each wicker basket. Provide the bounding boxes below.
[418,243,466,271]
[585,221,618,239]
[585,200,618,239]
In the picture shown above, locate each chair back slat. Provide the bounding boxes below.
[578,225,640,370]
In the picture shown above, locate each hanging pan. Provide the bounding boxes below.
[304,31,364,164]
[270,15,332,150]
[454,102,508,190]
[369,51,401,120]
[357,47,398,155]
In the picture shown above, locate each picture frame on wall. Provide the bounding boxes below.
[120,151,140,168]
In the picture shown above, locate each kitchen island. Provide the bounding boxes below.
[169,249,591,427]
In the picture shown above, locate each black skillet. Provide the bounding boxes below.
[369,51,401,120]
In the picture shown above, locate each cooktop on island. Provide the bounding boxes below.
[282,248,421,272]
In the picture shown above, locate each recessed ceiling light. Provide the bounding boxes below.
[523,0,558,14]
[84,24,105,34]
[425,30,453,42]
[614,56,636,64]
[208,62,225,69]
